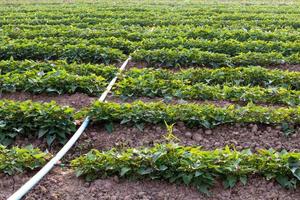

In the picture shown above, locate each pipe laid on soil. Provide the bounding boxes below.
[8,57,131,200]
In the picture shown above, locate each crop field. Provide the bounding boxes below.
[0,0,300,199]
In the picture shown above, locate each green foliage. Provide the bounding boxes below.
[4,24,299,43]
[116,67,300,105]
[1,69,109,95]
[0,40,125,64]
[119,65,300,89]
[132,49,297,67]
[138,38,300,56]
[132,48,230,67]
[83,101,300,128]
[1,62,299,100]
[0,100,76,146]
[4,24,300,46]
[1,4,300,67]
[0,145,49,175]
[71,143,300,194]
[0,59,118,79]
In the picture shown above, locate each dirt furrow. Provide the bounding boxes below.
[1,167,300,200]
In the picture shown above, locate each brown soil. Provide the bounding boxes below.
[79,123,300,153]
[125,61,149,70]
[1,167,299,200]
[2,117,300,199]
[0,92,96,110]
[11,122,300,161]
[269,64,300,72]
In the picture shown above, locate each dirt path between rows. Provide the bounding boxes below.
[1,167,300,200]
[12,123,300,163]
[78,123,300,153]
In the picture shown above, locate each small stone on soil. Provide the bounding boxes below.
[173,128,181,134]
[184,131,192,138]
[251,125,258,133]
[204,129,213,135]
[192,133,202,142]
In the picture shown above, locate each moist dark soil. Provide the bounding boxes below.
[79,123,300,153]
[269,64,300,72]
[12,122,300,163]
[0,92,96,110]
[1,167,300,200]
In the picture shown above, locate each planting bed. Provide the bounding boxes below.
[1,0,300,199]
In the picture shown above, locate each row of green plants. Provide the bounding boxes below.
[71,143,300,195]
[0,100,76,146]
[1,60,299,90]
[3,36,300,56]
[0,145,49,175]
[1,37,134,54]
[0,64,300,106]
[122,66,300,90]
[138,38,300,56]
[4,25,299,42]
[2,3,299,14]
[0,41,125,64]
[1,100,299,146]
[84,101,300,128]
[132,49,299,67]
[0,59,118,78]
[116,81,300,106]
[1,13,300,29]
[3,140,300,193]
[3,18,297,29]
[1,69,109,95]
[2,39,299,66]
[116,66,300,106]
[2,9,299,21]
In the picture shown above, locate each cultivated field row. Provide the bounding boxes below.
[1,0,300,199]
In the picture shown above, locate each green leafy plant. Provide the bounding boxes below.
[0,40,126,64]
[0,100,76,146]
[0,59,118,79]
[1,69,109,95]
[116,68,300,106]
[82,101,300,128]
[0,145,50,175]
[71,143,300,195]
[163,121,180,142]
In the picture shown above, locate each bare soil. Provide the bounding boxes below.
[1,167,300,200]
[79,123,300,153]
[270,64,300,72]
[12,122,300,163]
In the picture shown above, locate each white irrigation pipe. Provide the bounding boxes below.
[8,56,131,200]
